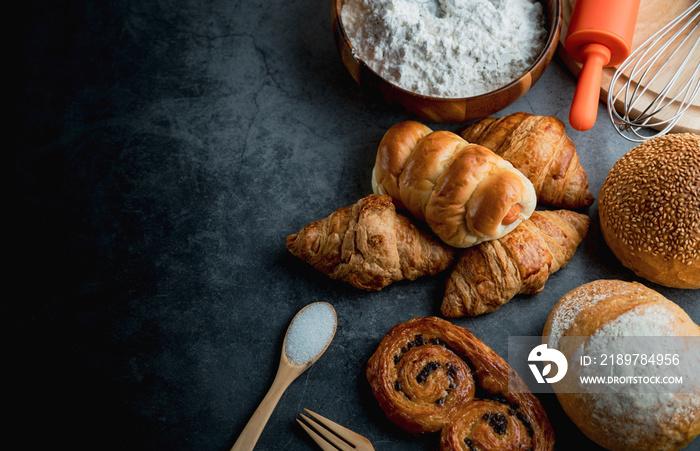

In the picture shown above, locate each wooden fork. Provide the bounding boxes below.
[297,409,375,451]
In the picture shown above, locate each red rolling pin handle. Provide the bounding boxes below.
[564,0,641,131]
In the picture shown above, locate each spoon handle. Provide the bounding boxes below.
[230,362,300,451]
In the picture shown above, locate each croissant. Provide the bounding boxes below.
[366,317,555,450]
[442,209,590,317]
[371,122,537,248]
[286,194,455,291]
[460,112,594,209]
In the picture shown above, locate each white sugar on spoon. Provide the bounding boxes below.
[284,302,337,365]
[231,302,337,451]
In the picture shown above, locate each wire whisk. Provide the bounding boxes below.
[608,1,700,142]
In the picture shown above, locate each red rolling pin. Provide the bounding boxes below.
[565,0,641,131]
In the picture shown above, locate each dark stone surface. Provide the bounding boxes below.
[9,1,698,450]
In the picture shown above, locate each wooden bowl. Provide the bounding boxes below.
[331,0,563,123]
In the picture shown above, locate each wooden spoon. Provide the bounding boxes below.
[230,302,337,451]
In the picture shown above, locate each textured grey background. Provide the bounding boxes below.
[9,0,698,450]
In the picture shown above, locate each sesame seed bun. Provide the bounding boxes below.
[598,133,700,289]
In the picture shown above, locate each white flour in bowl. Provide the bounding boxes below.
[341,0,547,98]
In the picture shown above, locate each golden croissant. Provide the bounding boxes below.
[286,194,455,291]
[442,210,590,317]
[460,112,594,209]
[371,122,537,248]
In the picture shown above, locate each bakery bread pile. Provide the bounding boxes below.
[543,280,700,451]
[371,121,537,248]
[284,112,700,450]
[289,113,591,310]
[599,133,700,289]
[372,112,592,315]
[367,317,555,450]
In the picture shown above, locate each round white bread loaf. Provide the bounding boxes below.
[543,279,700,451]
[598,133,700,289]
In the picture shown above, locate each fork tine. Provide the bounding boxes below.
[303,409,374,450]
[296,418,341,451]
[298,414,356,451]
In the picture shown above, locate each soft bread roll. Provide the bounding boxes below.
[543,280,700,451]
[372,121,537,248]
[598,133,700,289]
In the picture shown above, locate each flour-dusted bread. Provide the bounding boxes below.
[372,121,537,248]
[543,280,700,451]
[598,133,700,289]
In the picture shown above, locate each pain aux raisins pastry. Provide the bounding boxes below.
[366,317,554,450]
